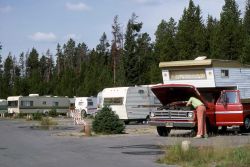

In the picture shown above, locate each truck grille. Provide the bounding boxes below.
[154,110,192,119]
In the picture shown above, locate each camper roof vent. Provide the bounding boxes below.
[29,94,39,97]
[194,56,207,60]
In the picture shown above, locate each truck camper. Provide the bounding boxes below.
[149,58,250,136]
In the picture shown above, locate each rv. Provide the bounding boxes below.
[0,99,7,117]
[99,86,161,124]
[149,58,250,136]
[74,97,97,116]
[7,94,70,114]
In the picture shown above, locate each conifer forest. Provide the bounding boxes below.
[1,0,250,99]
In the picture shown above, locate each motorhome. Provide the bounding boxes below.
[99,86,161,124]
[7,94,70,114]
[74,97,97,116]
[149,58,250,136]
[0,99,7,116]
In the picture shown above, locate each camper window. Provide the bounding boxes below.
[53,102,59,107]
[88,101,93,106]
[43,101,46,105]
[104,97,123,105]
[221,69,229,78]
[8,101,18,107]
[21,101,33,107]
[138,90,145,94]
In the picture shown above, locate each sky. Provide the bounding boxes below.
[0,0,247,59]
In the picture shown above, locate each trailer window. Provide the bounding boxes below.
[104,98,123,105]
[53,102,59,107]
[221,69,229,78]
[8,101,18,107]
[169,69,206,80]
[42,101,46,105]
[87,99,93,106]
[21,101,33,107]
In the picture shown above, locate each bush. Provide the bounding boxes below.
[33,113,43,121]
[48,108,58,117]
[40,117,58,129]
[92,106,125,134]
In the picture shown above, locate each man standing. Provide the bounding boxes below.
[186,97,208,138]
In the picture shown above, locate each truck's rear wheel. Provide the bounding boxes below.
[240,117,250,132]
[157,127,170,137]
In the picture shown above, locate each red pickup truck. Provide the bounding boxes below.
[149,84,250,136]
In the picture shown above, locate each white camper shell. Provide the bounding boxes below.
[7,94,69,114]
[74,97,97,115]
[99,86,161,123]
[160,58,250,99]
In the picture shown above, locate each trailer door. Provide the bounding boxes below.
[215,90,243,126]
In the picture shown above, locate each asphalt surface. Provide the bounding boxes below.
[1,119,250,167]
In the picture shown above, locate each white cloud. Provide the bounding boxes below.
[29,32,57,42]
[65,2,90,11]
[0,5,12,13]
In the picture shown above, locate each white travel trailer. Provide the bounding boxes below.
[74,97,97,115]
[0,99,7,116]
[99,86,161,124]
[7,94,69,114]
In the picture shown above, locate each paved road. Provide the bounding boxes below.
[1,119,250,167]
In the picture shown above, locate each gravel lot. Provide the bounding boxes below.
[1,117,250,167]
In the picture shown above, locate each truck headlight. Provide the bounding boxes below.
[187,112,193,118]
[150,112,155,117]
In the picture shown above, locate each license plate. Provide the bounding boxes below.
[165,122,173,127]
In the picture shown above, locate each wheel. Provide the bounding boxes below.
[81,110,87,118]
[206,119,218,136]
[124,120,130,125]
[156,127,170,137]
[240,117,250,133]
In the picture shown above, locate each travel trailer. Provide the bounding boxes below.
[0,99,7,116]
[149,58,250,136]
[7,94,70,114]
[74,97,97,115]
[99,86,161,124]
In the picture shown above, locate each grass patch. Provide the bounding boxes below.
[158,144,250,167]
[40,117,58,129]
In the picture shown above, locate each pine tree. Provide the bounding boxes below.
[123,13,142,85]
[241,0,250,63]
[111,15,124,85]
[155,18,177,61]
[0,44,4,98]
[3,54,14,98]
[214,0,243,60]
[175,0,206,60]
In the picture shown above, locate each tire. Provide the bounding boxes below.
[81,110,87,118]
[240,117,250,133]
[124,120,130,125]
[206,120,218,135]
[157,127,171,137]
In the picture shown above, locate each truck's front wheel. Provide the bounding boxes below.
[157,127,171,137]
[240,117,250,132]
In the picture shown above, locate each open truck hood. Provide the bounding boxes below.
[151,84,207,106]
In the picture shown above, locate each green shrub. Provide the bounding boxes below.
[92,106,125,134]
[33,113,43,121]
[48,108,58,117]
